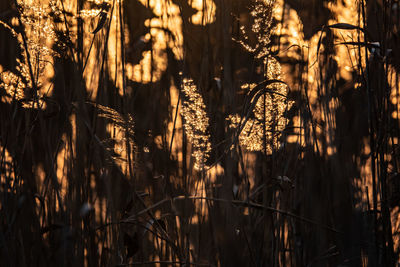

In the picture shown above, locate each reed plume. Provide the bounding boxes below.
[180,77,211,170]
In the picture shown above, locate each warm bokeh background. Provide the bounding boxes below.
[1,0,400,266]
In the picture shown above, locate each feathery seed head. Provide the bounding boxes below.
[181,78,211,170]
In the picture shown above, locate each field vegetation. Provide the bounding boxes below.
[1,0,400,266]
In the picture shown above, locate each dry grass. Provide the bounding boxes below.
[1,0,400,266]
